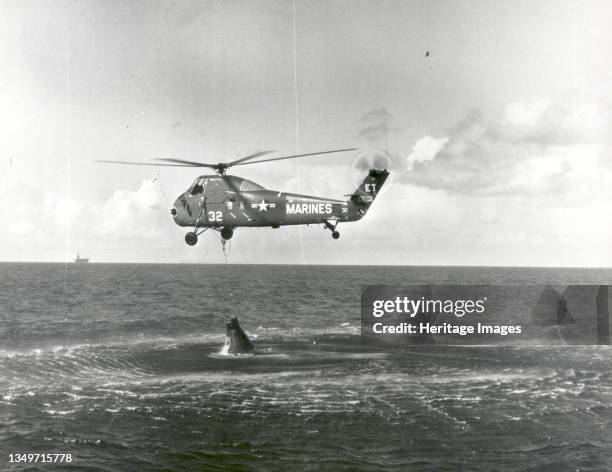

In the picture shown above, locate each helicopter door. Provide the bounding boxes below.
[203,178,227,201]
[203,178,227,224]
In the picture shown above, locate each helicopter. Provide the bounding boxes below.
[99,148,389,245]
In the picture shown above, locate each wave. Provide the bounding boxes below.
[0,322,362,358]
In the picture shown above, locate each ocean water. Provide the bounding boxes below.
[1,263,612,471]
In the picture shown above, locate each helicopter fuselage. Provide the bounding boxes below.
[173,188,355,229]
[174,190,358,227]
[170,170,388,243]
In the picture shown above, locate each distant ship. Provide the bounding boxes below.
[74,253,89,264]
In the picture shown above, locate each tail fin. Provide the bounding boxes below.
[347,169,389,220]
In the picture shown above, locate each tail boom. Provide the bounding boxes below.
[346,169,389,221]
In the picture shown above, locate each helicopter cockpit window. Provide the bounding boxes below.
[239,179,265,191]
[190,178,206,195]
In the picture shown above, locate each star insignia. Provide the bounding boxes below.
[256,200,269,212]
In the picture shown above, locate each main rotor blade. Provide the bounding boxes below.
[97,148,356,173]
[97,160,200,167]
[233,148,357,167]
[154,158,217,167]
[99,153,276,169]
[227,150,276,166]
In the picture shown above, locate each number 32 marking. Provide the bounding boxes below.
[208,211,223,222]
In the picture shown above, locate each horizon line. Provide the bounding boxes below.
[0,260,611,270]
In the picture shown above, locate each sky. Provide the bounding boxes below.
[0,0,611,265]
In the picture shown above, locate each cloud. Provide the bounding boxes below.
[488,97,612,145]
[43,193,82,229]
[0,172,84,259]
[0,173,80,236]
[405,136,449,171]
[401,96,612,198]
[93,180,171,240]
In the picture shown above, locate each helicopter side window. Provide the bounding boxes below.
[239,179,265,191]
[190,178,206,195]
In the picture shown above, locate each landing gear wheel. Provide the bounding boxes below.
[324,220,340,239]
[185,232,198,246]
[220,227,234,240]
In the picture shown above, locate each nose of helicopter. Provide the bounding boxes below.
[170,197,184,226]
